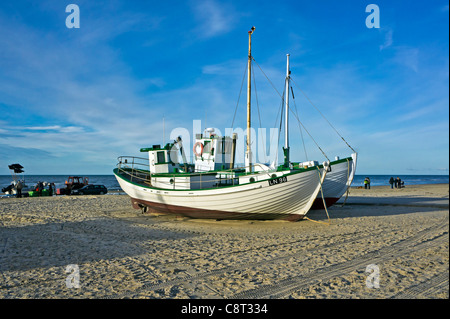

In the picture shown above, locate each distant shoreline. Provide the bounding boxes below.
[350,182,449,189]
[2,183,449,196]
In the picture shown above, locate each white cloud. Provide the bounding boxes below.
[392,46,419,72]
[0,10,170,173]
[190,0,237,38]
[379,29,393,51]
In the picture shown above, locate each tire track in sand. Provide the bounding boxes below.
[230,220,448,299]
[109,217,447,299]
[389,271,449,299]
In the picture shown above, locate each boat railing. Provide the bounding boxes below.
[116,156,317,190]
[116,156,152,185]
[116,156,243,188]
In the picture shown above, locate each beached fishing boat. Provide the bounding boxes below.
[279,57,358,209]
[114,27,329,221]
[310,153,357,209]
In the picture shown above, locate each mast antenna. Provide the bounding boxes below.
[245,26,255,173]
[283,54,290,167]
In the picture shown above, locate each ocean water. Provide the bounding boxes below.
[1,174,448,193]
[352,175,449,187]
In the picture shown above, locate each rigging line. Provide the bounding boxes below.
[305,167,330,226]
[252,57,292,148]
[251,66,263,130]
[231,62,248,128]
[267,87,285,168]
[251,65,268,163]
[290,77,356,153]
[253,58,284,99]
[289,106,330,162]
[317,166,330,222]
[340,158,351,207]
[277,88,286,164]
[253,58,318,161]
[253,57,328,162]
[291,86,308,161]
[270,81,285,147]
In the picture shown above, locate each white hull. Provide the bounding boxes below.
[313,153,357,208]
[115,166,328,221]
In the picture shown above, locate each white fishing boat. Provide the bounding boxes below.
[310,153,357,209]
[279,60,358,210]
[114,27,329,221]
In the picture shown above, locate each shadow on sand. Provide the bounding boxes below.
[307,195,449,221]
[0,217,197,272]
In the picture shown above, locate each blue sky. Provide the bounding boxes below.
[0,0,448,175]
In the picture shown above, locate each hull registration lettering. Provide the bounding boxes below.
[268,176,287,186]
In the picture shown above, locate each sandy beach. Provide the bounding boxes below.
[0,183,448,299]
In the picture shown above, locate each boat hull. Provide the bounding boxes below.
[114,166,328,221]
[312,153,357,209]
[128,197,308,221]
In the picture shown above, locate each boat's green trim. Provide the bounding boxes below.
[113,163,325,192]
[117,156,353,179]
[119,156,352,177]
[140,142,174,152]
[145,161,324,178]
[114,155,354,192]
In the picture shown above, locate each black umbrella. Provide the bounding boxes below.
[8,163,24,174]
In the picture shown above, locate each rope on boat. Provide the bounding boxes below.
[289,109,330,162]
[290,77,357,154]
[253,58,330,162]
[305,166,330,225]
[253,58,283,99]
[291,87,308,161]
[340,158,351,207]
[317,166,330,221]
[304,216,330,225]
[230,62,248,128]
[252,64,268,162]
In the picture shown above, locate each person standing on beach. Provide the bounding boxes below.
[38,181,43,196]
[364,177,371,189]
[389,177,394,189]
[397,177,402,189]
[16,180,23,198]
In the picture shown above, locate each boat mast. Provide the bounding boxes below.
[283,54,290,167]
[246,26,255,173]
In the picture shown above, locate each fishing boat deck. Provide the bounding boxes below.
[114,155,342,192]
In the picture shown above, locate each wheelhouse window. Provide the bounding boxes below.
[203,140,211,153]
[157,151,165,164]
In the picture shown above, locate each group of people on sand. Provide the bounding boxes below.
[389,177,404,189]
[34,181,55,197]
[363,176,405,190]
[13,181,55,198]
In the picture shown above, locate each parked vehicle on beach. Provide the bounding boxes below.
[57,176,89,195]
[71,184,108,195]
